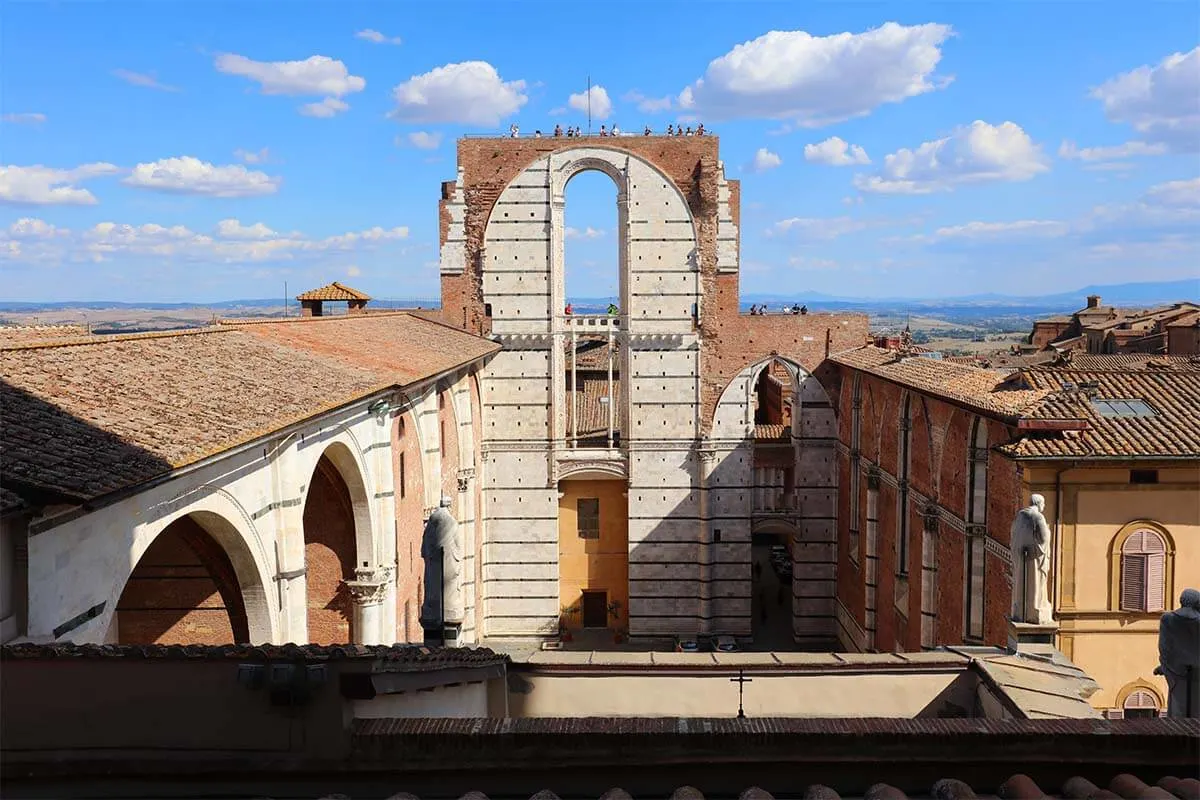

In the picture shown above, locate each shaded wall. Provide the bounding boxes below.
[304,455,358,645]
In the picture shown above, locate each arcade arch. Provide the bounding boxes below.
[302,441,374,644]
[111,510,271,645]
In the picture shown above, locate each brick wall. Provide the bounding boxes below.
[393,410,425,643]
[832,364,1024,651]
[302,455,358,645]
[115,515,247,645]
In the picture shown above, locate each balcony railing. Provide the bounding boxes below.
[562,314,621,330]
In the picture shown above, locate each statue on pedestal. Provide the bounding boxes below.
[1156,588,1200,718]
[1009,494,1053,625]
[420,496,464,640]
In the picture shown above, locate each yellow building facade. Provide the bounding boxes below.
[558,479,629,636]
[1025,463,1199,716]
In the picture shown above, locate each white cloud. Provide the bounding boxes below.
[804,136,870,166]
[122,157,280,197]
[853,121,1050,194]
[1090,47,1200,152]
[565,226,605,239]
[8,218,69,238]
[912,219,1070,243]
[677,22,954,125]
[770,216,872,240]
[0,163,120,206]
[623,91,672,113]
[2,113,47,125]
[1058,140,1167,161]
[389,61,527,126]
[112,68,180,92]
[215,53,364,116]
[346,264,362,277]
[1143,176,1200,208]
[299,97,350,118]
[355,29,402,45]
[234,147,271,164]
[746,148,782,173]
[788,255,839,269]
[568,85,613,120]
[406,131,443,150]
[215,219,284,240]
[1,218,410,266]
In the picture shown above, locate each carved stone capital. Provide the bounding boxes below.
[345,573,389,605]
[697,448,718,465]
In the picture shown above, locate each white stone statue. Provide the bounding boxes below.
[1009,494,1053,625]
[1155,588,1200,718]
[420,496,464,636]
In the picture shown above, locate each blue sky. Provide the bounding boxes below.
[1,1,1197,303]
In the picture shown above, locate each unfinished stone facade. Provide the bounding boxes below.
[440,136,868,643]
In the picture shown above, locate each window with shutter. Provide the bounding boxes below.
[1121,529,1168,613]
[1123,689,1160,719]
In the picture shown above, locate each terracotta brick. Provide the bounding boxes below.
[303,455,358,645]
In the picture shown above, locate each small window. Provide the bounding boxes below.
[1122,689,1160,719]
[1091,398,1158,418]
[1120,529,1167,612]
[713,529,721,543]
[577,498,600,539]
[1130,469,1159,485]
[484,303,493,317]
[399,453,406,499]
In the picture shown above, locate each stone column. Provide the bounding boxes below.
[346,568,390,646]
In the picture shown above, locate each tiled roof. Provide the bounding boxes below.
[180,776,1200,799]
[566,375,621,439]
[0,314,498,502]
[1045,353,1200,371]
[830,346,1049,418]
[295,281,371,301]
[0,642,509,671]
[999,367,1200,459]
[568,339,616,370]
[0,324,90,345]
[0,486,25,514]
[754,423,788,440]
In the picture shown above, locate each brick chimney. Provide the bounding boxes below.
[1086,294,1101,309]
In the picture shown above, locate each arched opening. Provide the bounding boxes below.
[557,476,629,645]
[302,447,371,644]
[752,359,798,513]
[563,170,619,310]
[114,513,256,645]
[564,169,623,450]
[751,523,795,651]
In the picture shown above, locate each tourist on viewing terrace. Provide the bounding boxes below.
[554,124,563,137]
[611,123,621,136]
[564,303,574,316]
[534,130,542,138]
[685,126,694,136]
[599,124,608,137]
[644,125,651,136]
[509,123,519,138]
[697,123,705,135]
[607,303,619,316]
[667,124,674,136]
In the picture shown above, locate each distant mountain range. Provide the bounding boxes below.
[1,279,1194,316]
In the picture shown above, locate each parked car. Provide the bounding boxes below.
[675,637,700,653]
[714,635,739,653]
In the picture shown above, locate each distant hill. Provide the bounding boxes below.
[2,279,1193,318]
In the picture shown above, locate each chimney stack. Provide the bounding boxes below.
[1087,294,1101,309]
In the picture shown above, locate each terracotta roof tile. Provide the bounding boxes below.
[566,375,621,441]
[0,314,498,501]
[830,346,1049,418]
[0,642,509,671]
[295,281,372,301]
[999,367,1200,460]
[0,324,90,345]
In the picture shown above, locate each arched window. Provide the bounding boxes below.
[897,393,912,575]
[1122,689,1160,719]
[1120,529,1167,612]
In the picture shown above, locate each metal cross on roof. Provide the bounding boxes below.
[731,668,753,719]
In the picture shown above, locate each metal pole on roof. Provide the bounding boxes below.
[284,281,288,318]
[587,75,592,135]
